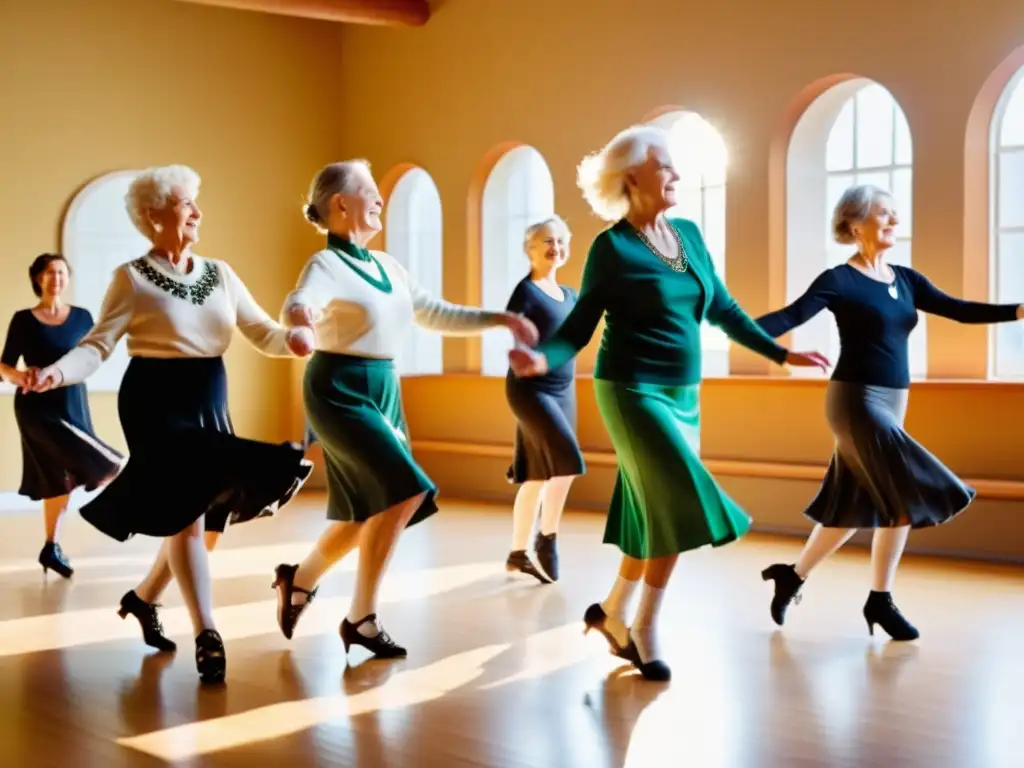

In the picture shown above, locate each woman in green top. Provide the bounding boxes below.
[510,125,829,682]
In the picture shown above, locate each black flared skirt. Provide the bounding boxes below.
[505,373,585,484]
[805,381,975,529]
[13,386,123,501]
[79,356,312,541]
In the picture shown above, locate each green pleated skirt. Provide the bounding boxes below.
[303,351,438,526]
[594,380,752,559]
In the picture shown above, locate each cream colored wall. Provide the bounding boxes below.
[0,0,344,490]
[332,0,1024,560]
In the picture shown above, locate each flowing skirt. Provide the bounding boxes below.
[303,351,437,525]
[505,373,585,484]
[805,381,975,528]
[595,380,751,559]
[13,386,123,500]
[80,356,312,541]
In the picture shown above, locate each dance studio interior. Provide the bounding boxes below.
[4,0,1024,765]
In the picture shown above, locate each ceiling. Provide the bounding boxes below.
[168,0,431,26]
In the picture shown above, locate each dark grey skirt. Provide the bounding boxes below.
[804,381,975,529]
[505,373,585,484]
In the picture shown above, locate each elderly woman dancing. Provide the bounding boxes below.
[757,183,1023,641]
[503,215,585,584]
[25,165,313,684]
[509,125,829,681]
[1,253,123,578]
[271,159,537,658]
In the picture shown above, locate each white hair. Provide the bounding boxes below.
[832,184,891,245]
[577,125,671,222]
[523,215,572,250]
[125,165,201,240]
[304,159,371,233]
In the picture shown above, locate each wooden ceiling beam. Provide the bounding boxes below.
[168,0,430,26]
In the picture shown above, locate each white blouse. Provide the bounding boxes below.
[282,246,504,358]
[56,254,294,385]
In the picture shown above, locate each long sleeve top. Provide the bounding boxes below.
[281,233,505,358]
[537,217,788,386]
[757,263,1020,388]
[54,254,294,385]
[504,277,578,386]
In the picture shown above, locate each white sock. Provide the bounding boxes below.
[600,576,638,647]
[631,583,665,663]
[870,526,910,592]
[539,477,573,536]
[794,524,856,580]
[292,549,330,605]
[511,482,543,551]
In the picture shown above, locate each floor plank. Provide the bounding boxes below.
[2,493,1023,767]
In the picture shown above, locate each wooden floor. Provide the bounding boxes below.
[2,494,1024,767]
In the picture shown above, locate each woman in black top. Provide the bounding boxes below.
[0,254,123,578]
[757,184,1022,641]
[504,216,585,584]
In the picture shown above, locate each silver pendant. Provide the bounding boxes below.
[888,283,898,300]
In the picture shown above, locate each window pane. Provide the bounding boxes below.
[998,150,1024,229]
[671,188,702,224]
[887,237,912,269]
[894,107,913,165]
[854,170,892,193]
[996,231,1024,304]
[999,75,1024,148]
[702,185,726,267]
[481,146,554,376]
[994,230,1024,376]
[826,173,855,248]
[826,98,854,172]
[855,83,895,168]
[890,168,913,237]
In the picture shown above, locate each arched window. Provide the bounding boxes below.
[990,69,1024,377]
[61,170,150,392]
[786,80,920,377]
[649,110,730,376]
[384,167,443,376]
[480,145,555,376]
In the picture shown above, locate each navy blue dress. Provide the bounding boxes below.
[1,307,122,500]
[504,278,586,483]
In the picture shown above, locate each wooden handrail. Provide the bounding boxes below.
[410,439,1024,501]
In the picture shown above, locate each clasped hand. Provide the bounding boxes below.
[20,365,62,393]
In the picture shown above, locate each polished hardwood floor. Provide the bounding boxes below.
[2,493,1023,767]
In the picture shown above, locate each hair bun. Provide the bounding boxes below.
[304,203,321,224]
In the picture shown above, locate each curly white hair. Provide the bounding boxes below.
[125,164,201,239]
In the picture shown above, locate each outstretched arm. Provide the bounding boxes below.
[756,271,837,338]
[222,262,305,357]
[705,269,788,364]
[534,239,610,370]
[53,267,135,386]
[905,269,1022,323]
[281,253,335,329]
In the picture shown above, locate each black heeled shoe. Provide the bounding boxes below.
[761,563,804,626]
[118,590,177,652]
[863,591,919,641]
[272,563,318,639]
[582,603,630,659]
[505,550,552,585]
[340,614,407,659]
[622,628,671,682]
[533,532,559,582]
[39,541,73,579]
[195,629,226,684]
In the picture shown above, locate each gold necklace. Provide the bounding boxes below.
[631,222,689,273]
